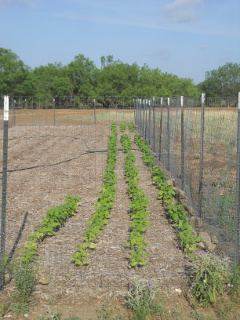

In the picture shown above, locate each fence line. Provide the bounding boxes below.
[134,94,240,264]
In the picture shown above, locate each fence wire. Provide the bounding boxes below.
[135,95,239,264]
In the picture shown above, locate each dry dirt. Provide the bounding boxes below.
[0,114,239,319]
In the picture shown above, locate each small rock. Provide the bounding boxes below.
[173,187,187,202]
[175,288,182,295]
[4,272,12,284]
[187,206,195,215]
[206,242,217,252]
[198,232,217,252]
[166,179,175,187]
[41,294,49,300]
[38,272,50,285]
[199,232,211,243]
[197,241,206,250]
[211,235,218,244]
[190,216,202,228]
[179,189,187,202]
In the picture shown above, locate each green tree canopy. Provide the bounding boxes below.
[0,48,35,96]
[0,48,204,100]
[67,54,96,96]
[95,58,140,97]
[33,62,70,100]
[198,62,240,97]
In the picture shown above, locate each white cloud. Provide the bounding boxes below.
[199,44,208,50]
[0,0,33,8]
[163,0,204,23]
[145,49,171,60]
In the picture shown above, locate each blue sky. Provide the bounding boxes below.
[0,0,239,84]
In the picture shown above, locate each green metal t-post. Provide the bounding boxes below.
[0,95,9,291]
[235,92,240,267]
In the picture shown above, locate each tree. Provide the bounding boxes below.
[33,62,72,102]
[67,54,96,96]
[135,65,200,98]
[0,48,35,96]
[198,62,240,97]
[95,60,140,98]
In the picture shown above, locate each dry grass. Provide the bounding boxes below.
[0,108,135,128]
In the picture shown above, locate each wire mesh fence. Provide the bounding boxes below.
[0,94,240,300]
[134,95,240,264]
[0,96,192,300]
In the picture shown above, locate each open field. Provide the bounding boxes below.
[0,108,135,128]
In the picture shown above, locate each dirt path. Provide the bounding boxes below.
[132,141,188,289]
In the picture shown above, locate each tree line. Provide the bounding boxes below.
[0,47,239,100]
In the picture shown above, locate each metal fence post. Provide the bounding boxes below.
[144,100,147,139]
[167,97,171,171]
[139,99,143,135]
[94,99,97,126]
[53,99,56,125]
[148,99,151,144]
[235,92,240,267]
[0,96,9,291]
[198,93,205,218]
[158,97,163,161]
[13,99,16,126]
[153,98,156,153]
[180,96,185,190]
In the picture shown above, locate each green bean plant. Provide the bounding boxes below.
[134,133,200,252]
[121,134,150,268]
[71,123,118,266]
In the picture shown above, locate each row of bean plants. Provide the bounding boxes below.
[120,133,150,268]
[21,195,81,265]
[71,123,118,266]
[120,122,136,133]
[134,133,201,252]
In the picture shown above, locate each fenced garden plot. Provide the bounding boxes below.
[134,96,240,263]
[0,100,189,305]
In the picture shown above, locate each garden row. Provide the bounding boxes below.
[133,133,201,252]
[18,122,200,271]
[71,123,118,265]
[120,133,150,267]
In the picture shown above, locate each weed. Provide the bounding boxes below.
[125,276,165,320]
[93,303,124,320]
[40,306,82,320]
[0,302,9,318]
[7,255,38,313]
[189,312,206,319]
[228,264,240,298]
[40,306,62,320]
[7,301,29,314]
[189,251,231,306]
